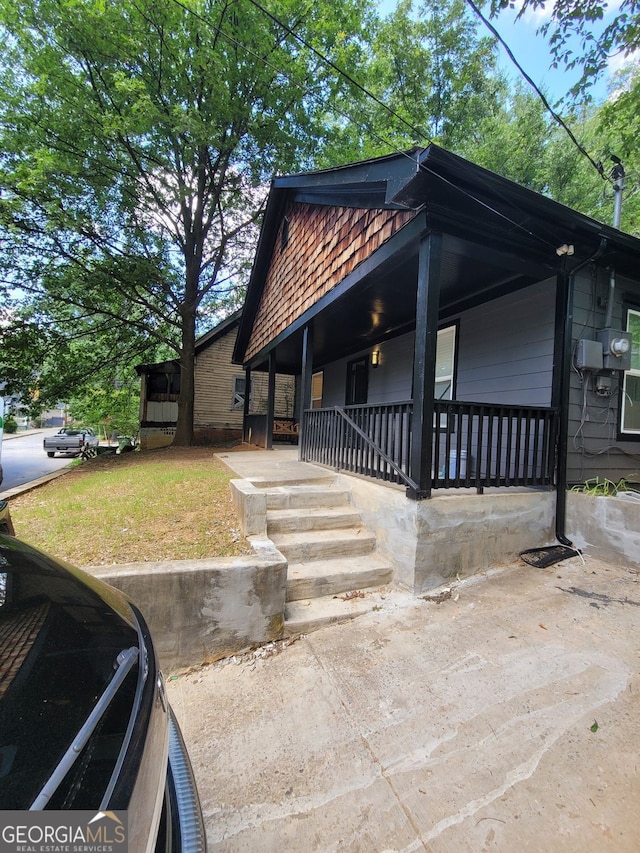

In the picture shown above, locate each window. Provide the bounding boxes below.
[232,376,246,410]
[311,372,324,409]
[621,307,640,435]
[148,370,180,401]
[435,325,456,400]
[346,357,368,406]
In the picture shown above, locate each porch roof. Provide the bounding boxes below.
[235,145,640,374]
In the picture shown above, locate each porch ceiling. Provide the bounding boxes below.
[262,230,547,374]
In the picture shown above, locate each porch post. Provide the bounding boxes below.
[552,267,574,542]
[266,351,276,450]
[408,231,443,499]
[242,367,251,443]
[299,323,313,460]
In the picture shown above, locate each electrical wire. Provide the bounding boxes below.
[419,163,559,250]
[243,0,433,147]
[169,0,423,171]
[168,0,598,254]
[464,0,608,183]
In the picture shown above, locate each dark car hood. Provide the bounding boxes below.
[0,535,139,809]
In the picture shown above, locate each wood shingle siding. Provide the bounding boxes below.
[246,202,416,361]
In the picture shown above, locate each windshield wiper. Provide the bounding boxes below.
[30,646,139,810]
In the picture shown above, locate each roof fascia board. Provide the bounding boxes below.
[135,359,179,375]
[195,308,241,353]
[273,148,420,191]
[412,145,640,260]
[233,187,288,363]
[290,184,409,210]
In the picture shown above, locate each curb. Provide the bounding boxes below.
[2,430,44,441]
[0,466,73,501]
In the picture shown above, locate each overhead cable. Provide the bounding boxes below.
[169,0,580,249]
[243,0,433,147]
[464,0,607,181]
[169,0,424,169]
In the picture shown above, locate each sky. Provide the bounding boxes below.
[377,0,628,107]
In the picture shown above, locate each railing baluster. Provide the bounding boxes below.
[299,401,557,493]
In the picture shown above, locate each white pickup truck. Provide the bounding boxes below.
[43,427,100,458]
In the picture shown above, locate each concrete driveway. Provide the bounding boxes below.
[167,554,640,852]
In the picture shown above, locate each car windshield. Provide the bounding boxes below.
[0,537,139,809]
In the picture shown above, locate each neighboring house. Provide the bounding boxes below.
[234,145,640,553]
[136,310,295,450]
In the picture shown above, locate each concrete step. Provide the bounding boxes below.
[267,506,362,534]
[283,590,385,636]
[286,554,394,601]
[265,484,351,511]
[269,528,376,563]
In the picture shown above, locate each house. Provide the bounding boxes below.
[233,146,640,589]
[136,310,295,450]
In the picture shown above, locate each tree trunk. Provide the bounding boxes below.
[173,288,198,446]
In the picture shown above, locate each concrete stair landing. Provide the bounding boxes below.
[261,480,394,635]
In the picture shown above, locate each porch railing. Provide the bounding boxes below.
[301,400,557,494]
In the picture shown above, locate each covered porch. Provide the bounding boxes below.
[235,146,585,514]
[241,214,565,501]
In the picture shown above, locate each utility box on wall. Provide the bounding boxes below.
[576,339,603,371]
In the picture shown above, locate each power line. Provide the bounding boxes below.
[169,0,423,169]
[168,0,581,249]
[420,164,559,250]
[464,0,607,181]
[243,0,433,147]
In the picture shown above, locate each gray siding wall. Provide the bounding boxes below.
[321,332,414,408]
[567,269,640,485]
[320,279,556,409]
[456,278,556,406]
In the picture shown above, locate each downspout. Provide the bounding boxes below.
[554,238,607,545]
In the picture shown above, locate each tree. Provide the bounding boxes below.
[0,0,374,444]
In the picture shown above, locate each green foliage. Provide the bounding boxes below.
[316,0,506,163]
[3,415,17,434]
[68,380,141,441]
[571,476,630,496]
[0,0,374,442]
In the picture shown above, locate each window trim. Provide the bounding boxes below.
[232,375,246,411]
[619,303,640,440]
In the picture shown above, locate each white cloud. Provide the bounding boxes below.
[608,48,640,76]
[510,0,554,24]
[512,0,625,26]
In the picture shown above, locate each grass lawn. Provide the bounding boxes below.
[8,446,248,566]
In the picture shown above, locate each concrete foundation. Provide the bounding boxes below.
[339,473,556,593]
[92,548,287,672]
[566,490,640,567]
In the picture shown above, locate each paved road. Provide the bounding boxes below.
[1,429,73,492]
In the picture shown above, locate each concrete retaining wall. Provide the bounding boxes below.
[92,548,286,672]
[566,491,640,567]
[230,478,267,537]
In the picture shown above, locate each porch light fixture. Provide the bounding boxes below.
[371,350,380,368]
